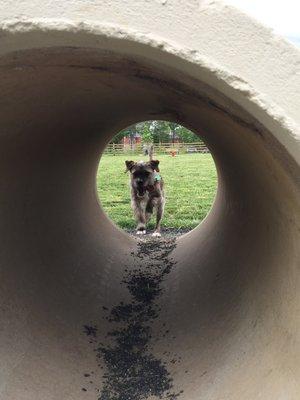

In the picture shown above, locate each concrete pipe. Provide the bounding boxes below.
[0,1,299,399]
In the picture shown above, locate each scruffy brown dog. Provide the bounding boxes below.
[125,159,165,236]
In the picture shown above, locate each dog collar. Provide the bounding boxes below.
[145,172,161,193]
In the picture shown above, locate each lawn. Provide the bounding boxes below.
[97,153,218,231]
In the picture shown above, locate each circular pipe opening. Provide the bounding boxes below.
[97,120,218,237]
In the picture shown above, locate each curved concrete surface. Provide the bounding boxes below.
[0,1,299,399]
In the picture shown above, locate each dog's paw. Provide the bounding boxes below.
[136,229,146,235]
[152,231,161,237]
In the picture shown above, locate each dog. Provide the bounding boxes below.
[125,158,165,237]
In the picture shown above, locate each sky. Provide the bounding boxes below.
[224,0,300,46]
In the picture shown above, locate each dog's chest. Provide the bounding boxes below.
[136,195,149,209]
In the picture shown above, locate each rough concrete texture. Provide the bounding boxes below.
[0,1,299,399]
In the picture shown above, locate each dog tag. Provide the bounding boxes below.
[155,173,161,181]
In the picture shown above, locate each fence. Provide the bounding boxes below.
[103,142,209,155]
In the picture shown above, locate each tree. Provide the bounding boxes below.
[151,120,170,143]
[151,121,200,143]
[137,121,153,143]
[173,125,199,143]
[111,120,200,144]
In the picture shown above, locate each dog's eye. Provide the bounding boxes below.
[133,171,149,178]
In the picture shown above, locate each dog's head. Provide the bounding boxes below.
[125,160,160,197]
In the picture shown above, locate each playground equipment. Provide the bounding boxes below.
[0,1,299,399]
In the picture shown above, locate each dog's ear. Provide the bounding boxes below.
[150,160,160,172]
[125,160,135,173]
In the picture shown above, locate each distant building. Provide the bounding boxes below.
[122,132,181,145]
[122,133,142,146]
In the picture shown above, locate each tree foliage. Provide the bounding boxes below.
[172,124,199,143]
[112,121,200,144]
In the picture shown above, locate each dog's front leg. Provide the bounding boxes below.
[145,201,153,224]
[133,202,147,235]
[153,202,164,237]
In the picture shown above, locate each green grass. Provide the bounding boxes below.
[97,153,218,231]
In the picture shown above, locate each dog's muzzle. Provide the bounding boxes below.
[136,180,146,197]
[137,188,146,197]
